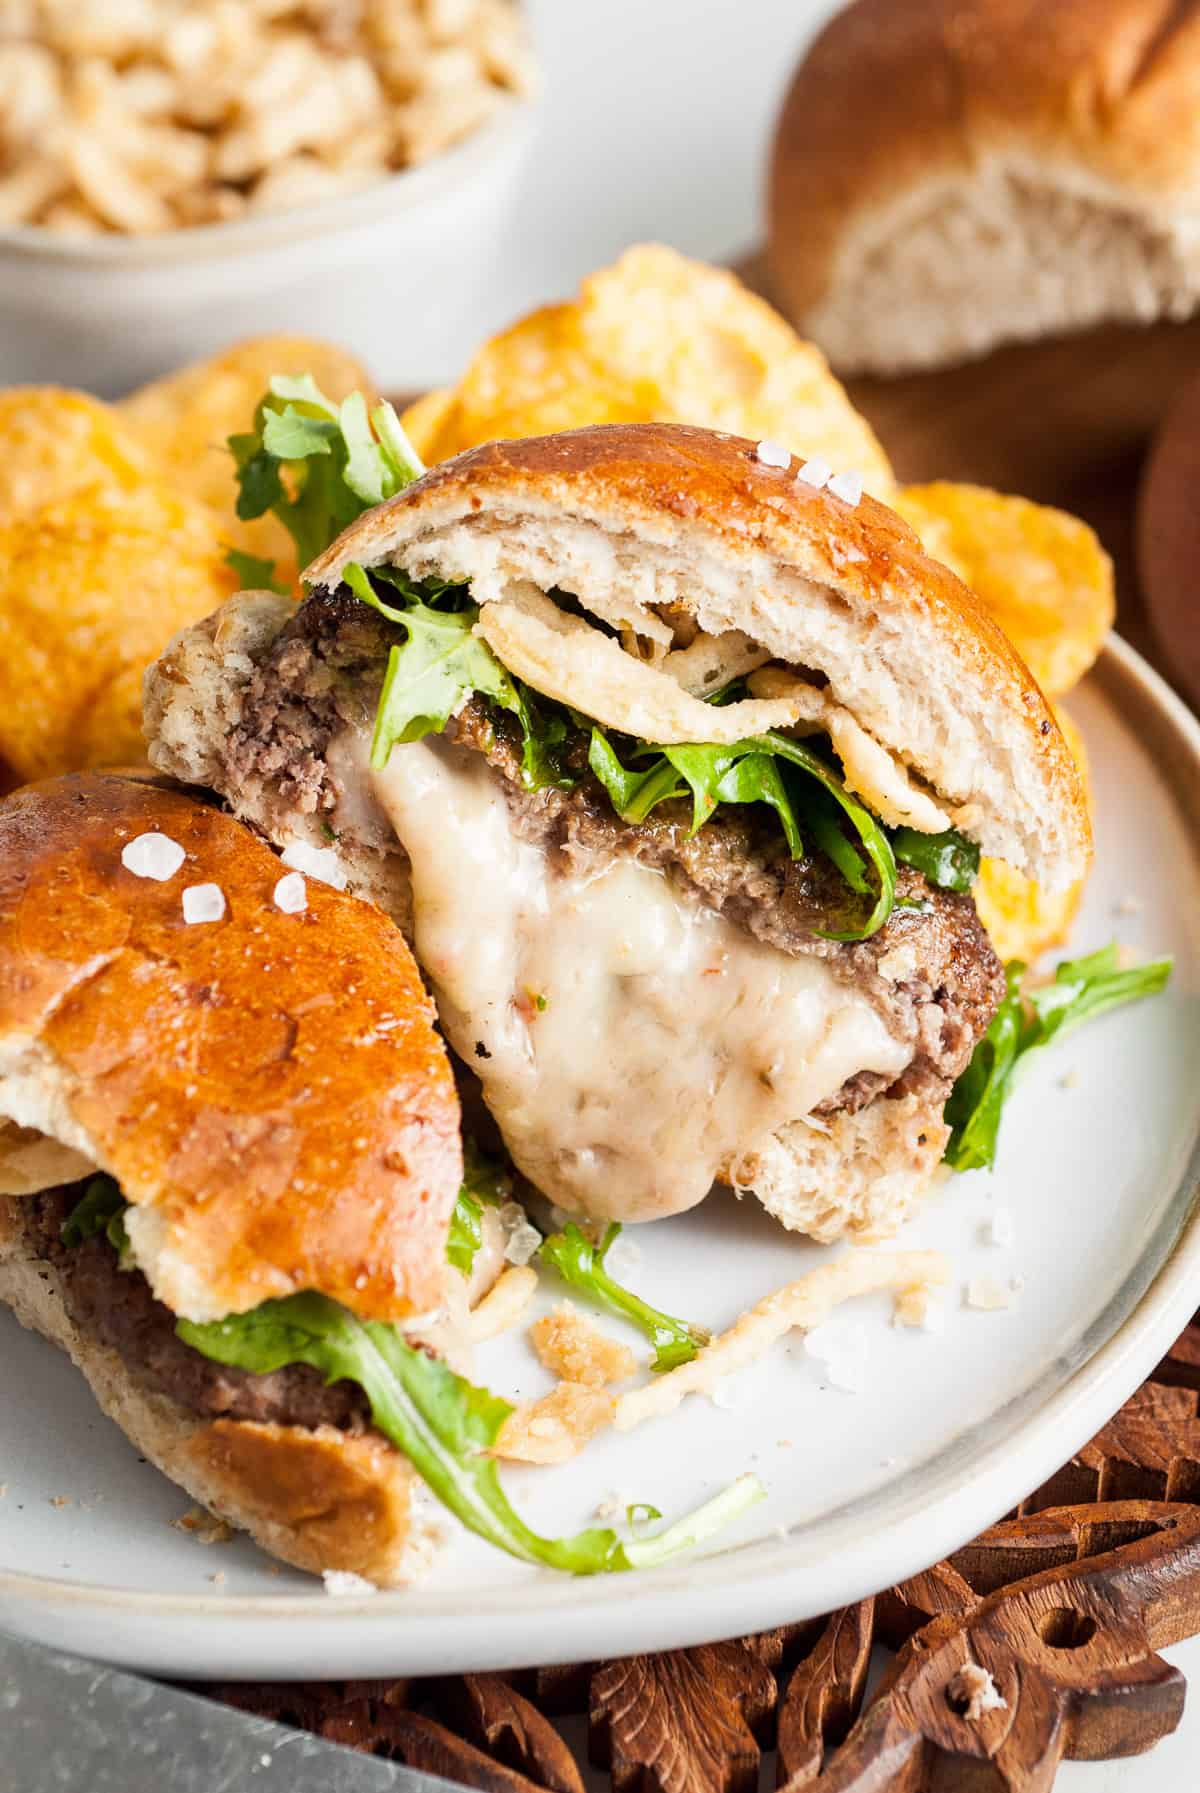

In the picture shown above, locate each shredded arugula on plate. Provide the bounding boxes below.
[177,1291,762,1572]
[944,945,1173,1172]
[446,1141,512,1278]
[539,1221,710,1373]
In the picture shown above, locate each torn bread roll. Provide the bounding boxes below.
[146,421,1089,1244]
[0,769,490,1586]
[769,0,1200,374]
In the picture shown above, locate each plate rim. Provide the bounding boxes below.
[3,631,1199,1673]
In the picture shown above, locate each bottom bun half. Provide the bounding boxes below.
[0,1200,440,1587]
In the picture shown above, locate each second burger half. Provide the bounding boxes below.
[146,422,1091,1243]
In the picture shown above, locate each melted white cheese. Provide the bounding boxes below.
[373,740,909,1222]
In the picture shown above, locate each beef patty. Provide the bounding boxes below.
[224,588,1005,1110]
[28,1186,371,1433]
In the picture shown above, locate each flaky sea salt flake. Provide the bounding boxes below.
[121,832,185,882]
[182,882,226,925]
[273,871,308,914]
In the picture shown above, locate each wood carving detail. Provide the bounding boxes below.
[201,1313,1200,1793]
[590,1644,777,1793]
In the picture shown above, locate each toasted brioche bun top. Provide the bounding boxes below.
[306,423,1089,890]
[0,772,461,1324]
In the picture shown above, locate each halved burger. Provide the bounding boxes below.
[145,423,1090,1241]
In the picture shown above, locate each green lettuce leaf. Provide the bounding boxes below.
[60,1177,134,1269]
[60,1176,125,1248]
[178,1292,761,1572]
[446,1141,513,1278]
[222,547,289,595]
[891,826,980,894]
[945,945,1173,1172]
[345,562,574,791]
[539,1222,710,1373]
[228,376,424,573]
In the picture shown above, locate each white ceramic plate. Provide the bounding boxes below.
[2,636,1198,1680]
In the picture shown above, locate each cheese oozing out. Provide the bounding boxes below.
[371,736,909,1223]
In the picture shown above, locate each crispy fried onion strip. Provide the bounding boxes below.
[494,1382,615,1464]
[474,588,816,745]
[467,1265,539,1343]
[749,666,952,832]
[614,1250,950,1433]
[494,1251,949,1463]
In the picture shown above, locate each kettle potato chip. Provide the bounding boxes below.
[974,710,1091,963]
[119,334,374,580]
[0,480,238,779]
[405,247,895,496]
[0,387,151,523]
[895,482,1114,697]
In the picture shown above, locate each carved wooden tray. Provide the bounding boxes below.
[204,1312,1200,1793]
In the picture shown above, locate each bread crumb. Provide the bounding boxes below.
[208,1571,226,1585]
[964,1277,1016,1313]
[1113,896,1142,917]
[0,1484,7,1498]
[172,1505,234,1544]
[467,1264,538,1342]
[949,1663,1007,1721]
[532,1303,636,1388]
[892,1285,945,1331]
[805,1318,868,1392]
[593,1490,627,1521]
[322,1570,377,1597]
[1058,1068,1080,1090]
[1116,943,1141,970]
[48,1495,71,1509]
[980,1208,1014,1249]
[495,1382,614,1464]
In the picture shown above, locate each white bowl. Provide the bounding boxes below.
[0,98,536,397]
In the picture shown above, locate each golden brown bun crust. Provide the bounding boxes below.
[768,0,1200,330]
[0,1212,428,1586]
[0,772,461,1323]
[308,422,1088,872]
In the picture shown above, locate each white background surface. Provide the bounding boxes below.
[446,4,1200,1788]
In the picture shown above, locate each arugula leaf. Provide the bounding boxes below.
[539,1222,710,1373]
[945,946,1173,1172]
[891,827,980,894]
[757,733,897,940]
[178,1292,762,1572]
[60,1176,125,1248]
[60,1177,135,1269]
[446,1141,512,1278]
[227,376,424,574]
[223,547,289,595]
